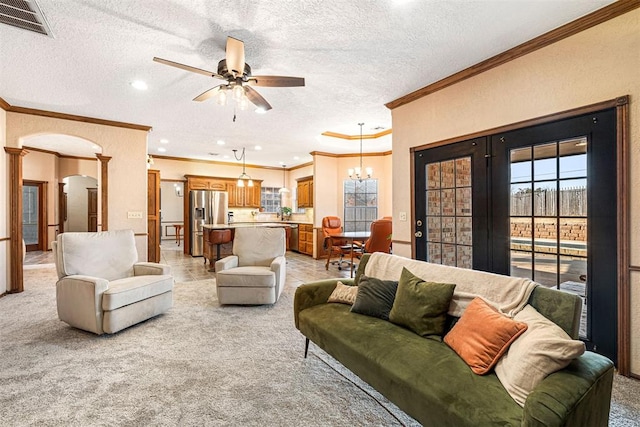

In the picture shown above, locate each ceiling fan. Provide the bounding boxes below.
[153,37,305,112]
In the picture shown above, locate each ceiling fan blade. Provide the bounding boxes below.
[244,86,272,111]
[248,76,305,87]
[153,57,223,79]
[193,84,226,102]
[225,37,246,77]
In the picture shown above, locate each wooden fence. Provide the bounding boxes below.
[511,187,586,216]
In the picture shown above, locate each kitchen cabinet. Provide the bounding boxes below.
[297,177,313,208]
[298,223,314,256]
[227,181,262,208]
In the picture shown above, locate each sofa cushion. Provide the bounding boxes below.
[216,266,276,288]
[389,267,455,339]
[495,304,586,406]
[444,297,528,375]
[328,281,358,305]
[350,275,398,320]
[102,274,173,311]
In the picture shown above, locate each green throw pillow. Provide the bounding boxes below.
[350,275,398,320]
[389,267,456,339]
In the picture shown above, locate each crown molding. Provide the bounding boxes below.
[288,161,313,171]
[22,145,99,161]
[321,128,392,140]
[0,98,152,131]
[310,150,392,158]
[152,154,286,171]
[386,0,640,110]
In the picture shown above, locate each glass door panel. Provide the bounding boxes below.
[22,185,39,248]
[424,156,473,269]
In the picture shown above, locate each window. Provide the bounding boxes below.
[344,179,377,232]
[260,187,281,213]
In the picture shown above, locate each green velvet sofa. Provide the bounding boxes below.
[294,254,614,426]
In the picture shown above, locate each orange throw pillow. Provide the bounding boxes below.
[444,297,528,375]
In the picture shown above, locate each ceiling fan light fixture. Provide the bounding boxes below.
[217,89,227,106]
[232,84,245,101]
[239,95,249,111]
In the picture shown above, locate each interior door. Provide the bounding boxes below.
[22,181,47,252]
[414,137,489,271]
[87,188,98,232]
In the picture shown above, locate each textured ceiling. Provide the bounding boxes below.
[0,0,615,167]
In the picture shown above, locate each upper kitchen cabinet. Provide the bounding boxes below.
[297,177,313,208]
[184,175,261,207]
[228,181,262,208]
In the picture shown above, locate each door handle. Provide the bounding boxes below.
[416,220,423,226]
[415,231,423,238]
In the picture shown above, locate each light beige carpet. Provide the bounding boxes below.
[1,265,639,426]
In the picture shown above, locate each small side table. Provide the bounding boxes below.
[173,224,183,246]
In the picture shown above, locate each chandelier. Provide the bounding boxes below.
[348,123,373,181]
[232,148,253,187]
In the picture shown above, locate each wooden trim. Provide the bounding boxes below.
[321,128,392,140]
[310,150,392,158]
[153,154,284,171]
[160,178,186,183]
[391,239,412,245]
[0,96,10,110]
[629,266,640,272]
[23,145,99,161]
[288,161,313,171]
[617,100,630,376]
[96,154,111,231]
[386,1,640,110]
[8,106,152,131]
[410,97,628,153]
[631,373,640,381]
[183,174,263,183]
[47,224,58,227]
[134,233,149,237]
[4,147,28,293]
[410,148,416,258]
[0,237,10,242]
[0,292,6,299]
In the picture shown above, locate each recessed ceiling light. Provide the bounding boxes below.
[217,140,225,145]
[255,107,267,114]
[278,161,284,165]
[131,80,148,90]
[160,139,169,144]
[157,147,167,153]
[293,156,300,160]
[254,145,262,151]
[223,155,230,159]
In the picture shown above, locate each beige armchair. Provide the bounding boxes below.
[215,227,286,305]
[52,229,174,335]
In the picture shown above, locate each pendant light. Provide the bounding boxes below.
[232,148,253,187]
[278,165,290,193]
[348,123,373,181]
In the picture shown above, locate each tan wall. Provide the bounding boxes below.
[58,157,98,180]
[6,112,149,260]
[23,150,58,248]
[64,175,98,233]
[0,106,7,294]
[391,10,640,372]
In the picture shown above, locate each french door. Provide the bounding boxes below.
[414,109,618,362]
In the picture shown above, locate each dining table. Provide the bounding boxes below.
[330,231,371,277]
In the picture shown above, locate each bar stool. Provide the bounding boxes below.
[207,229,233,272]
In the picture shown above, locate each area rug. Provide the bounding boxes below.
[1,266,638,426]
[0,266,417,426]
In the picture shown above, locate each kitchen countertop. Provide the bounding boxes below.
[203,222,303,230]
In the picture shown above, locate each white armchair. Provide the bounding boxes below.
[52,229,174,334]
[215,227,286,305]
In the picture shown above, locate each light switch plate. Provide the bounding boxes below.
[399,212,407,221]
[127,211,143,219]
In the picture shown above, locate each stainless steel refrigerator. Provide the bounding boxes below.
[190,190,229,256]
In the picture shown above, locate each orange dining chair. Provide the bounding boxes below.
[322,216,356,271]
[358,218,393,256]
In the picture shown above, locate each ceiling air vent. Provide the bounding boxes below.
[0,0,53,37]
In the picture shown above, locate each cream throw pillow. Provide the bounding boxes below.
[495,304,585,407]
[327,281,358,305]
